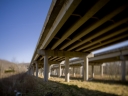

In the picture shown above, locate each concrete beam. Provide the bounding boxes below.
[68,17,128,51]
[60,4,127,50]
[84,34,128,52]
[33,60,60,65]
[40,0,82,49]
[90,49,128,61]
[51,0,109,50]
[34,54,39,60]
[77,27,128,51]
[37,49,92,57]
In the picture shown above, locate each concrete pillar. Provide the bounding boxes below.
[33,66,35,76]
[73,67,75,77]
[58,64,61,77]
[62,68,64,76]
[53,69,55,75]
[30,68,33,75]
[65,57,69,82]
[44,55,48,82]
[42,68,44,76]
[100,64,103,77]
[83,56,88,81]
[36,62,38,78]
[92,65,94,78]
[120,55,126,81]
[80,66,82,77]
[56,69,58,75]
[48,64,51,79]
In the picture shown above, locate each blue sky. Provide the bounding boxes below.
[0,0,128,63]
[0,0,52,63]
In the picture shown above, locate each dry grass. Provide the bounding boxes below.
[0,73,128,96]
[35,75,128,96]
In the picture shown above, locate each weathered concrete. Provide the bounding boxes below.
[36,62,38,78]
[83,56,88,81]
[65,57,69,82]
[44,55,48,81]
[92,65,94,78]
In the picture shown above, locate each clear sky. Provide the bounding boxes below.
[0,0,52,63]
[0,0,128,63]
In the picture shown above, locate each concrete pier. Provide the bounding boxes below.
[100,64,103,77]
[36,62,38,78]
[58,64,61,77]
[92,65,94,78]
[65,57,69,82]
[44,55,48,81]
[83,56,88,81]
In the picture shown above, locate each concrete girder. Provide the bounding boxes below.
[33,60,60,65]
[90,49,128,61]
[51,0,109,50]
[37,49,93,57]
[77,27,128,51]
[53,57,64,61]
[40,0,82,49]
[49,56,58,61]
[84,34,128,52]
[60,4,128,50]
[68,17,128,51]
[34,54,39,61]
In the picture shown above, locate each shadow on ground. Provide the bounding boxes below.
[51,75,128,86]
[0,73,124,96]
[90,78,128,86]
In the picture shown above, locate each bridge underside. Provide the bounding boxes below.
[29,0,128,82]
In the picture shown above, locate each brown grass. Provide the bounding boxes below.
[0,73,128,96]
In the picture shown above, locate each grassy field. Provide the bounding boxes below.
[0,73,128,96]
[37,75,128,96]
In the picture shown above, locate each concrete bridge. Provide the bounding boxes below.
[51,46,128,81]
[28,0,128,82]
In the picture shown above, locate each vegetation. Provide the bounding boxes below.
[0,59,128,96]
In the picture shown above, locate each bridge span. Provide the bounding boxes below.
[28,0,128,82]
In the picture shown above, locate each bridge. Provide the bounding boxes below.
[28,0,128,82]
[50,46,128,81]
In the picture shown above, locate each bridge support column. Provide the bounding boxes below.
[44,55,49,82]
[73,67,75,77]
[30,67,33,75]
[65,57,69,82]
[92,65,94,78]
[58,64,61,77]
[100,64,103,77]
[120,55,126,81]
[32,66,35,76]
[48,65,51,79]
[62,68,65,76]
[83,56,88,81]
[36,62,38,78]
